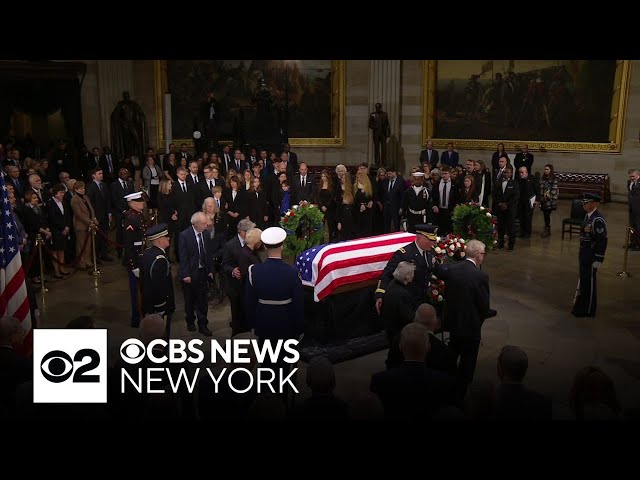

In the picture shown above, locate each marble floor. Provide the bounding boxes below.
[36,199,640,419]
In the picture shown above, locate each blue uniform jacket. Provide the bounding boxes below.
[246,258,304,340]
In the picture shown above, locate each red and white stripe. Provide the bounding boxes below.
[0,249,32,341]
[305,232,416,301]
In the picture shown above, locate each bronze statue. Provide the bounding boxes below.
[369,102,391,165]
[110,91,148,162]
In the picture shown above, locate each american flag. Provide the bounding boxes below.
[296,232,416,302]
[0,173,32,351]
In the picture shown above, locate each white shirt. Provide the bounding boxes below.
[301,175,306,186]
[150,166,160,185]
[502,179,508,193]
[193,226,205,266]
[439,181,450,208]
[237,234,245,248]
[466,258,478,268]
[412,185,424,196]
[478,174,486,205]
[191,174,199,184]
[53,198,64,215]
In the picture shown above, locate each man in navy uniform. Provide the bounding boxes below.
[141,223,175,338]
[375,224,437,315]
[122,191,148,327]
[246,227,304,343]
[572,193,608,317]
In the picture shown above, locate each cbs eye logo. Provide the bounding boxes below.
[40,349,100,383]
[33,329,107,404]
[119,339,146,364]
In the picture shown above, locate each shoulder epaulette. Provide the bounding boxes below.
[399,247,406,253]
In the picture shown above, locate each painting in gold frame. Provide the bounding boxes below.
[154,60,345,150]
[422,60,630,153]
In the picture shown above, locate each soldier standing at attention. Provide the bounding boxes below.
[123,191,148,327]
[400,172,431,233]
[572,193,608,318]
[375,224,438,315]
[141,223,175,338]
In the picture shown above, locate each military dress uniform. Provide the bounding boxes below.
[122,193,148,327]
[401,176,431,233]
[375,224,437,305]
[572,194,608,317]
[141,224,175,337]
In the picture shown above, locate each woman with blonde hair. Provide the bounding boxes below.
[70,180,97,270]
[242,169,253,191]
[354,170,374,238]
[474,159,492,207]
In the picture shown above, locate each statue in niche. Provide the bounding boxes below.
[110,91,148,163]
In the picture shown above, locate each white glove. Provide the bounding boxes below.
[592,261,602,269]
[132,268,140,278]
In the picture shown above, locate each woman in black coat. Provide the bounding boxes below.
[247,177,269,230]
[224,176,248,241]
[47,183,73,277]
[474,159,492,208]
[381,261,418,346]
[236,228,263,335]
[157,179,178,235]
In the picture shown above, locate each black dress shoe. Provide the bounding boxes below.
[199,327,212,337]
[187,324,197,332]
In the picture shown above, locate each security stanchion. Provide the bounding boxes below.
[35,234,48,294]
[89,223,102,280]
[618,226,633,278]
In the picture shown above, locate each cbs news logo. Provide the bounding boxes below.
[33,330,108,403]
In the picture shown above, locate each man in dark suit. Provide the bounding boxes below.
[27,174,52,207]
[231,149,249,175]
[381,166,405,233]
[5,166,25,198]
[186,160,204,198]
[513,143,534,175]
[440,142,459,168]
[492,345,551,419]
[419,140,439,169]
[88,147,102,179]
[628,169,640,250]
[291,162,314,204]
[222,218,255,337]
[100,146,119,183]
[370,323,457,421]
[434,239,491,392]
[431,166,459,236]
[282,143,299,173]
[172,167,197,262]
[85,167,113,262]
[178,143,193,165]
[492,165,519,251]
[110,167,135,258]
[178,212,214,336]
[220,145,234,175]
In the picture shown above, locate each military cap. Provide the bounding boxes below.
[415,224,438,241]
[124,191,145,203]
[146,223,170,241]
[261,227,287,247]
[582,192,601,203]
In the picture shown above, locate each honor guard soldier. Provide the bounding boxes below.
[572,193,608,317]
[123,191,147,327]
[401,172,431,233]
[246,226,304,407]
[375,224,438,315]
[246,227,304,342]
[141,223,175,338]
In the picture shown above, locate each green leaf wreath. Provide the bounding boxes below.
[451,202,498,248]
[280,202,325,258]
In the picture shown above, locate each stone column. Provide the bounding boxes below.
[369,60,401,168]
[97,60,134,147]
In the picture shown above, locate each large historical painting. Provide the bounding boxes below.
[422,60,630,152]
[155,60,344,149]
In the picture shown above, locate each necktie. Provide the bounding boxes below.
[107,156,113,172]
[389,179,394,192]
[236,160,240,171]
[197,232,206,267]
[443,181,448,209]
[181,182,186,193]
[98,182,102,191]
[423,250,428,264]
[121,180,126,190]
[209,181,213,190]
[216,198,220,209]
[302,176,305,188]
[194,175,198,183]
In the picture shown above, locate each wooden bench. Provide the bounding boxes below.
[555,172,611,203]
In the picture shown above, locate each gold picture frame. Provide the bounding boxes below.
[421,60,631,153]
[154,60,345,150]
